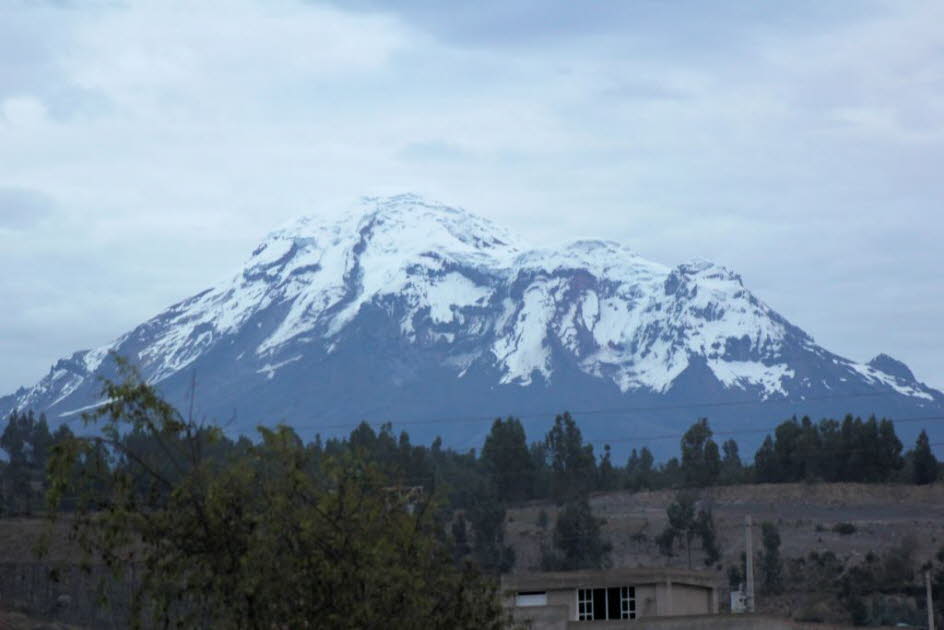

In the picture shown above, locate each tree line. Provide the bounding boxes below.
[4,406,938,520]
[0,368,941,625]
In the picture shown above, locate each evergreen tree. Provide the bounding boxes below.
[875,417,903,481]
[1,410,53,515]
[796,416,823,480]
[544,412,596,503]
[839,414,860,481]
[660,457,684,489]
[626,449,640,489]
[754,435,780,483]
[754,415,904,484]
[1,411,30,513]
[597,444,617,491]
[467,486,516,574]
[626,447,655,491]
[760,521,784,594]
[481,417,534,503]
[451,514,471,563]
[913,429,939,485]
[528,440,551,500]
[720,439,743,485]
[680,418,721,487]
[817,418,843,481]
[697,507,721,566]
[773,417,803,481]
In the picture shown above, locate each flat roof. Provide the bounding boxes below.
[503,567,719,592]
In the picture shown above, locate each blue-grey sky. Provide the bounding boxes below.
[1,0,942,394]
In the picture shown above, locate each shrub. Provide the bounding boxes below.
[833,522,857,535]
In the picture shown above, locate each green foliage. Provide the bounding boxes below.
[656,491,720,568]
[467,485,516,574]
[541,498,611,571]
[680,418,721,487]
[912,429,939,485]
[452,513,472,562]
[879,535,916,586]
[597,444,618,492]
[760,521,784,594]
[42,360,511,629]
[832,522,857,535]
[799,551,845,591]
[846,594,869,626]
[753,435,777,483]
[720,438,744,485]
[0,409,65,515]
[933,546,944,620]
[4,358,931,625]
[659,457,685,489]
[481,417,534,503]
[836,538,922,628]
[5,355,933,628]
[697,507,721,566]
[625,447,655,491]
[753,415,903,484]
[544,412,596,503]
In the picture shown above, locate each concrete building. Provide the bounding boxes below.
[502,567,719,628]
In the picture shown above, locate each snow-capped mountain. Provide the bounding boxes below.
[3,194,941,452]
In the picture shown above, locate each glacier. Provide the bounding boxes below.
[2,194,941,454]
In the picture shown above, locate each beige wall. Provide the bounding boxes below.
[634,584,658,618]
[651,581,714,616]
[565,614,906,630]
[668,583,713,616]
[654,582,669,616]
[515,582,712,623]
[512,604,569,630]
[546,589,573,613]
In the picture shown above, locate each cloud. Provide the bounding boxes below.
[398,140,468,162]
[0,0,942,394]
[63,0,409,116]
[0,187,56,230]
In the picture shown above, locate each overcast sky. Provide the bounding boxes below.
[1,0,942,394]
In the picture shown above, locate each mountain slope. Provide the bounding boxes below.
[3,194,941,453]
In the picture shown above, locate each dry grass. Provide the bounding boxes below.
[506,482,944,574]
[0,609,85,630]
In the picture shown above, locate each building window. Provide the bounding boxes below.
[578,588,593,620]
[515,592,547,607]
[576,587,636,621]
[620,586,636,619]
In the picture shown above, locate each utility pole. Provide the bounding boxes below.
[928,569,936,630]
[745,515,755,613]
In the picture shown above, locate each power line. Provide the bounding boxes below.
[306,414,944,454]
[285,391,905,436]
[71,413,944,461]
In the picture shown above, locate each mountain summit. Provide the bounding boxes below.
[3,194,941,452]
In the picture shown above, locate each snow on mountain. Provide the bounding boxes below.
[2,194,941,449]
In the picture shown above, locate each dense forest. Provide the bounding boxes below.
[0,364,941,626]
[3,403,939,522]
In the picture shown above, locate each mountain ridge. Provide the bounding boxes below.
[2,194,941,454]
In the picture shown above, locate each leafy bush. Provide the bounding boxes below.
[833,522,857,535]
[42,363,511,629]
